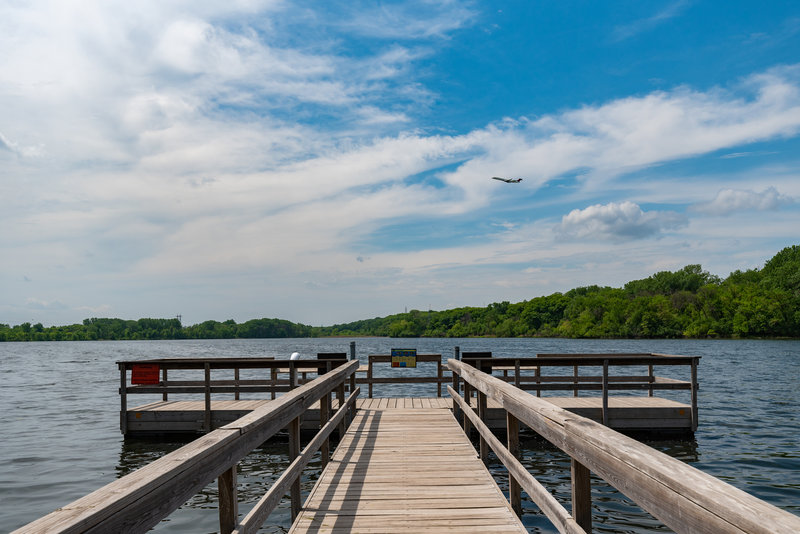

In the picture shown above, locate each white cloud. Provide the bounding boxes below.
[557,201,687,241]
[692,187,795,215]
[2,2,800,325]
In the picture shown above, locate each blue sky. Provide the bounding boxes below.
[2,1,800,327]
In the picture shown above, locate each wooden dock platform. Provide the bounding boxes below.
[125,395,692,436]
[18,356,800,534]
[289,406,526,534]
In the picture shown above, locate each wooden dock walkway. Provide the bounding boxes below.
[290,406,526,534]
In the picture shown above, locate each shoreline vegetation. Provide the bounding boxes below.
[3,245,798,342]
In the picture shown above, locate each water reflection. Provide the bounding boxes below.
[118,435,327,533]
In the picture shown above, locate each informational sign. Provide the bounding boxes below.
[131,363,160,385]
[391,348,417,368]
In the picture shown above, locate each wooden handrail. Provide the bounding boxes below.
[449,386,586,534]
[448,359,800,534]
[15,360,360,534]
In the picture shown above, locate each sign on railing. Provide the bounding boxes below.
[391,348,417,368]
[131,363,160,385]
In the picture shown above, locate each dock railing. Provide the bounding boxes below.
[362,353,445,397]
[17,359,360,534]
[448,358,800,534]
[118,357,349,434]
[462,353,699,430]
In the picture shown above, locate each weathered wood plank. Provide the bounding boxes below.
[289,407,526,534]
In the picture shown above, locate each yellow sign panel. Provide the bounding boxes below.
[391,348,417,368]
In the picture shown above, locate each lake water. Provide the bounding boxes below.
[1,338,799,533]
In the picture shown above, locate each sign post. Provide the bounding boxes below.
[391,348,417,368]
[131,363,160,385]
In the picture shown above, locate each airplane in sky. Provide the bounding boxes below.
[492,176,523,183]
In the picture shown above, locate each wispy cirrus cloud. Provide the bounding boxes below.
[611,0,691,42]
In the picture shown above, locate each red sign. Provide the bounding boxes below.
[131,364,160,385]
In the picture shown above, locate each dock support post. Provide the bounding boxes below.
[289,416,301,521]
[204,363,212,433]
[507,412,521,517]
[478,390,488,465]
[454,345,460,361]
[218,465,238,534]
[571,459,592,532]
[350,341,356,360]
[119,364,127,435]
[602,359,609,426]
[162,367,169,401]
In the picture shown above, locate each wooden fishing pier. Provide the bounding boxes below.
[14,351,800,533]
[118,351,699,437]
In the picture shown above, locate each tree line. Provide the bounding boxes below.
[0,317,312,342]
[3,245,798,341]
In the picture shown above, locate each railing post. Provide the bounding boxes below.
[271,367,278,399]
[119,364,127,435]
[507,412,521,517]
[218,465,238,534]
[337,381,347,434]
[289,416,301,521]
[437,355,443,397]
[454,345,460,361]
[320,385,330,468]
[234,367,240,401]
[162,367,169,401]
[451,369,461,421]
[573,364,579,397]
[648,363,654,397]
[350,341,356,360]
[368,357,373,398]
[462,380,472,436]
[691,357,699,432]
[535,366,541,397]
[602,359,609,426]
[204,363,212,432]
[478,389,488,464]
[349,372,356,416]
[514,359,521,388]
[571,458,592,532]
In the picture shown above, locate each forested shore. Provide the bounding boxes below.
[3,245,798,341]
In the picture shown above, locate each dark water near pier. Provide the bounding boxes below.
[1,338,799,532]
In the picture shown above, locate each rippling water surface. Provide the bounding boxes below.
[1,338,798,532]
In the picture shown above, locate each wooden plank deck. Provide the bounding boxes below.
[124,395,692,435]
[289,407,526,534]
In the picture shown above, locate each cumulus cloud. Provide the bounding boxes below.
[557,201,687,241]
[692,187,795,215]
